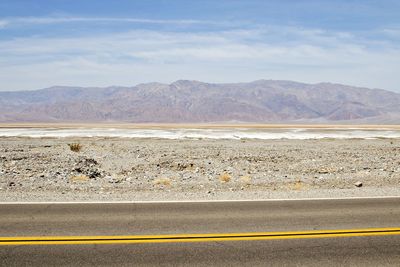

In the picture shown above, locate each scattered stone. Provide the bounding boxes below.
[354,181,363,187]
[0,137,398,201]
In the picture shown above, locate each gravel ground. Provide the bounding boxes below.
[0,137,399,201]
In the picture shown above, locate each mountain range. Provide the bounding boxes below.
[1,80,399,123]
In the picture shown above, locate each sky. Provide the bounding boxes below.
[0,0,400,92]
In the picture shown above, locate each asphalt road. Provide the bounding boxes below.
[0,197,400,266]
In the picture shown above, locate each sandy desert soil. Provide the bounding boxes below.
[0,137,400,201]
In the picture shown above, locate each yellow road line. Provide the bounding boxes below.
[1,227,399,246]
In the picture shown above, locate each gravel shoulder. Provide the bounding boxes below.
[0,137,399,202]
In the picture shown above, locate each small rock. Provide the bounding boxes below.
[354,181,363,187]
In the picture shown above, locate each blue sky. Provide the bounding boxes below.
[0,0,399,91]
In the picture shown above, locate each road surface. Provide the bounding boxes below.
[0,197,399,266]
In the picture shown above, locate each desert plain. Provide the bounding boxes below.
[0,124,399,201]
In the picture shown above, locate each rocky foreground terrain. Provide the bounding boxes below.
[1,137,400,201]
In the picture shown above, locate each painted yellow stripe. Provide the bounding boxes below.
[1,227,399,246]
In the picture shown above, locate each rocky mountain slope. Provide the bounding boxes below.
[0,80,399,123]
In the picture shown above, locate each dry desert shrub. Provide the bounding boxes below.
[240,175,252,185]
[154,177,172,187]
[292,180,304,191]
[68,143,82,152]
[70,174,89,182]
[219,173,231,183]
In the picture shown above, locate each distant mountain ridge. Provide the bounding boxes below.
[1,80,400,123]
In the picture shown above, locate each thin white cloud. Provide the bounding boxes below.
[382,28,400,38]
[0,26,399,92]
[0,28,390,63]
[0,20,8,28]
[0,16,218,27]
